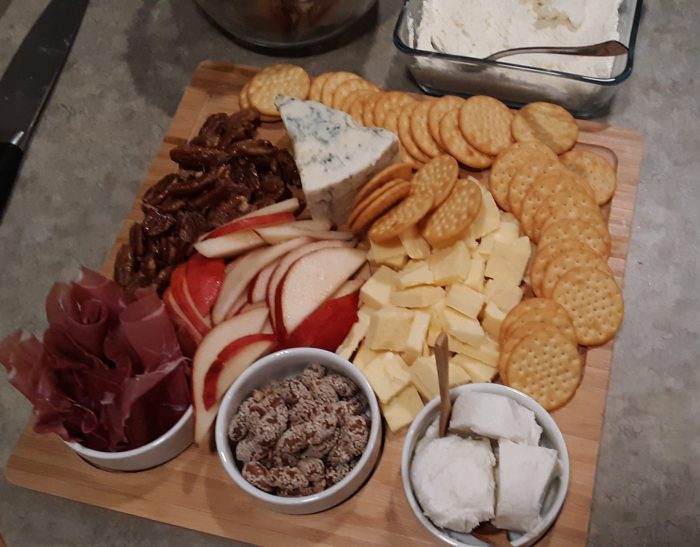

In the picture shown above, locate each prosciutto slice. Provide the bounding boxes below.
[0,268,192,452]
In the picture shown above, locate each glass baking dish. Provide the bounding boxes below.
[393,0,643,118]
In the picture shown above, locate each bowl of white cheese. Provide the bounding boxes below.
[401,383,569,547]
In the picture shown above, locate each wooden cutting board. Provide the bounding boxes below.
[5,61,643,546]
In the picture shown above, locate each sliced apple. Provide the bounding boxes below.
[185,254,225,317]
[170,265,211,335]
[223,290,249,322]
[194,229,265,259]
[275,246,366,338]
[331,279,364,299]
[163,287,203,346]
[256,224,354,245]
[249,258,280,304]
[204,212,295,240]
[192,306,270,444]
[211,237,312,325]
[266,239,352,331]
[280,292,359,352]
[238,197,299,220]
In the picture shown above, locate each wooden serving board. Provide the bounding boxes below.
[5,61,643,546]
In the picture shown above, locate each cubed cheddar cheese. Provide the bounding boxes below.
[485,236,531,286]
[366,306,414,351]
[402,310,431,364]
[475,232,496,258]
[353,342,384,370]
[448,335,500,367]
[481,301,506,339]
[441,308,485,346]
[464,254,485,292]
[451,354,498,383]
[398,260,434,288]
[336,306,372,359]
[466,181,501,240]
[494,220,520,244]
[369,238,406,264]
[390,285,445,308]
[499,212,520,236]
[399,225,431,259]
[410,356,471,401]
[360,265,398,309]
[363,352,412,403]
[445,283,485,319]
[484,278,523,313]
[429,241,470,285]
[381,385,424,432]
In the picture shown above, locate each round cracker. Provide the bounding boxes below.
[348,90,379,123]
[422,178,482,247]
[399,147,423,169]
[385,96,417,134]
[248,64,311,117]
[362,92,384,127]
[541,247,611,298]
[368,192,433,243]
[530,239,592,297]
[411,100,443,158]
[412,155,459,210]
[552,266,624,346]
[239,82,251,109]
[507,158,559,218]
[506,329,583,411]
[560,149,617,205]
[308,72,332,102]
[374,91,415,129]
[350,180,412,234]
[532,189,604,241]
[488,142,557,211]
[428,95,465,145]
[512,102,579,154]
[398,102,432,164]
[439,110,493,170]
[459,95,514,156]
[498,321,561,383]
[538,218,611,258]
[349,178,408,227]
[320,71,361,106]
[331,78,378,111]
[500,297,575,343]
[354,163,414,206]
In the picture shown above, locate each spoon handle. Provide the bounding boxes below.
[434,333,451,437]
[487,39,628,61]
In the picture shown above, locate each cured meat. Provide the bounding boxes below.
[0,269,192,452]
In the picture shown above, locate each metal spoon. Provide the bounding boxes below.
[434,333,452,438]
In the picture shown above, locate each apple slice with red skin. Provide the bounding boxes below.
[265,239,353,331]
[194,229,265,259]
[256,224,354,245]
[331,279,364,299]
[204,212,294,240]
[249,258,281,304]
[211,237,312,325]
[275,246,366,338]
[192,306,270,444]
[170,265,211,335]
[163,287,203,348]
[279,292,359,352]
[185,254,225,317]
[238,197,299,220]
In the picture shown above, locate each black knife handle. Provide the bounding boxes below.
[0,142,23,220]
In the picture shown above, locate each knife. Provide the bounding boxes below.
[0,0,89,221]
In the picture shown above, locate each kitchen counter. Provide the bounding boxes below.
[0,1,698,545]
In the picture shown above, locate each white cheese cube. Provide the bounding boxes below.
[485,236,531,286]
[353,342,383,370]
[484,279,523,313]
[360,266,398,309]
[494,221,520,244]
[369,238,406,265]
[366,306,414,352]
[466,181,501,240]
[410,356,470,401]
[398,260,434,288]
[378,253,407,269]
[277,96,398,227]
[402,310,431,364]
[429,241,470,285]
[499,212,521,237]
[363,352,411,403]
[399,225,431,259]
[451,354,498,383]
[445,283,485,319]
[442,308,485,346]
[449,336,500,367]
[381,385,424,432]
[475,232,496,258]
[481,301,506,340]
[464,254,486,292]
[390,286,445,308]
[336,306,372,359]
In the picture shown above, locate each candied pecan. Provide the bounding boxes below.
[169,144,230,170]
[129,223,145,257]
[344,393,369,415]
[143,173,179,206]
[289,397,323,426]
[325,462,352,487]
[229,139,276,158]
[235,436,269,463]
[229,107,261,129]
[242,461,274,493]
[230,160,261,193]
[229,397,259,442]
[257,174,286,202]
[142,210,175,237]
[269,466,309,491]
[324,373,358,398]
[156,196,187,213]
[190,183,229,211]
[303,363,326,380]
[206,196,251,227]
[273,149,301,186]
[165,171,218,197]
[297,458,325,483]
[306,410,338,445]
[251,396,289,446]
[306,378,338,405]
[278,377,311,405]
[140,254,158,278]
[327,415,370,465]
[269,448,300,468]
[275,423,312,454]
[195,113,230,148]
[114,244,135,287]
[302,426,340,459]
[296,478,327,496]
[177,210,208,243]
[153,265,175,293]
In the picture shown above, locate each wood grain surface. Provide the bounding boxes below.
[4,61,644,546]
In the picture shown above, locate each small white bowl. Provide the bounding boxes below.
[65,406,194,472]
[215,348,382,514]
[402,383,569,547]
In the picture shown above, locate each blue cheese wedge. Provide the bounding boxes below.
[276,96,399,227]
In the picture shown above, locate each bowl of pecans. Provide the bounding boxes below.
[215,348,382,514]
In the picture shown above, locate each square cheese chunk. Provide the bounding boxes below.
[485,236,531,286]
[390,285,445,308]
[399,225,431,259]
[381,385,424,432]
[494,440,560,532]
[402,310,431,364]
[484,278,523,313]
[446,283,485,319]
[498,212,521,239]
[366,306,414,352]
[475,232,496,258]
[410,356,471,401]
[464,254,485,292]
[363,352,411,403]
[450,391,542,445]
[466,181,501,240]
[360,266,398,309]
[370,237,405,263]
[398,260,434,288]
[336,306,372,359]
[451,354,498,383]
[449,336,500,367]
[429,241,470,285]
[353,342,383,370]
[482,301,506,340]
[442,308,485,346]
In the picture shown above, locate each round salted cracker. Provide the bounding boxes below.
[459,95,514,156]
[530,239,592,297]
[353,163,414,206]
[560,149,617,205]
[308,72,332,103]
[411,100,443,158]
[507,158,559,218]
[439,110,493,170]
[319,71,361,106]
[350,179,412,234]
[348,90,379,123]
[428,95,465,145]
[552,266,624,346]
[532,188,605,241]
[541,247,612,298]
[384,96,417,134]
[512,102,579,154]
[422,178,482,248]
[398,102,431,164]
[331,78,378,111]
[362,92,384,127]
[538,218,611,258]
[500,297,576,344]
[498,321,562,383]
[247,64,311,117]
[239,82,251,109]
[374,91,415,129]
[368,192,433,243]
[411,155,459,210]
[506,329,583,411]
